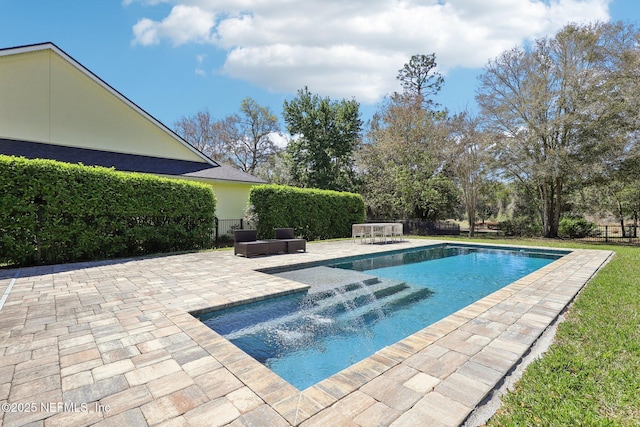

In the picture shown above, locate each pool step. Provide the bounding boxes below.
[224,277,432,340]
[304,277,404,304]
[336,285,434,326]
[305,276,381,302]
[275,266,380,290]
[274,265,402,305]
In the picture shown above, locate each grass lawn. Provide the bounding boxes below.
[433,236,640,426]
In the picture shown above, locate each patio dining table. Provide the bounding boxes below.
[352,222,403,244]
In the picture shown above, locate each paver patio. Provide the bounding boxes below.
[0,239,612,426]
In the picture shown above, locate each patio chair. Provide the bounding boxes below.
[373,224,389,243]
[390,223,403,242]
[352,224,371,243]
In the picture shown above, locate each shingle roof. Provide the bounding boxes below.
[0,139,265,184]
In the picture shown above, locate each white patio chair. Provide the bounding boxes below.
[373,224,388,243]
[352,224,370,243]
[391,223,403,242]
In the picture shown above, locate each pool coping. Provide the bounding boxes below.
[0,239,613,426]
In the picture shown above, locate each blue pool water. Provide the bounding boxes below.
[199,244,565,390]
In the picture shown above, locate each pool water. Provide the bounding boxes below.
[199,245,564,390]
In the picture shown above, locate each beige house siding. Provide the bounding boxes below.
[209,181,252,219]
[0,48,203,162]
[163,176,253,220]
[0,50,50,143]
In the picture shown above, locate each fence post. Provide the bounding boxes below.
[214,217,219,247]
[605,225,608,243]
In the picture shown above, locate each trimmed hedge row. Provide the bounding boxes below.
[248,184,365,240]
[1,155,216,267]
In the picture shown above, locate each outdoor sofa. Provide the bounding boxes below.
[233,228,306,257]
[274,228,306,253]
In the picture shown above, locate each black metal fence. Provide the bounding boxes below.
[579,224,640,244]
[214,218,245,247]
[404,219,461,236]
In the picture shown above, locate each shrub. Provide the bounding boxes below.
[248,184,365,240]
[499,216,542,237]
[0,155,216,266]
[558,216,597,239]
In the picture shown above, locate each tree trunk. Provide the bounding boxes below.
[468,205,476,238]
[539,183,554,237]
[539,178,561,238]
[550,177,562,238]
[616,199,626,238]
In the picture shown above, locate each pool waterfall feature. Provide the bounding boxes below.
[202,266,434,388]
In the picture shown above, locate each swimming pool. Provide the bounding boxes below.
[199,244,567,390]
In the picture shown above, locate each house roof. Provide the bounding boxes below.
[0,138,265,184]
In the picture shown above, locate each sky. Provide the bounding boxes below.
[1,0,639,133]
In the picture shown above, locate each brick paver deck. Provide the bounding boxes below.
[0,240,612,426]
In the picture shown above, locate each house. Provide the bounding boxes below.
[0,42,264,224]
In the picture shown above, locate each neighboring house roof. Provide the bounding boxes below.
[0,42,266,185]
[0,138,265,184]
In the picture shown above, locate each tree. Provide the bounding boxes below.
[445,112,493,237]
[356,55,455,220]
[253,150,292,185]
[174,98,282,175]
[358,93,458,220]
[225,97,281,174]
[477,181,508,223]
[283,87,362,192]
[174,110,227,162]
[396,53,444,108]
[476,22,639,237]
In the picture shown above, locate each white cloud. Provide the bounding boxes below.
[132,5,216,46]
[130,0,612,103]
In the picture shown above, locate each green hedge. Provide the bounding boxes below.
[248,184,365,240]
[0,155,216,267]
